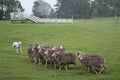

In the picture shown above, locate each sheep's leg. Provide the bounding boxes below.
[31,56,35,62]
[29,56,32,61]
[87,67,90,72]
[38,58,41,65]
[99,64,106,74]
[54,61,56,69]
[35,57,37,63]
[99,67,104,74]
[67,65,70,70]
[34,57,37,63]
[91,67,98,74]
[65,64,68,70]
[31,56,34,62]
[35,57,38,63]
[50,61,53,66]
[103,64,107,73]
[59,64,62,71]
[45,60,47,67]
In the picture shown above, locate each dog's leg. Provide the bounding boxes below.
[16,48,19,53]
[20,47,23,53]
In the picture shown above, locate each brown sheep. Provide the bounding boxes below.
[27,44,35,62]
[44,45,65,68]
[52,52,76,70]
[76,52,106,74]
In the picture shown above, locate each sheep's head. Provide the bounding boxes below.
[59,45,64,49]
[75,52,84,60]
[52,52,56,57]
[52,45,65,52]
[37,45,41,53]
[44,50,49,55]
[37,45,46,53]
[51,52,58,60]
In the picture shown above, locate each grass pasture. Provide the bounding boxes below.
[0,18,120,80]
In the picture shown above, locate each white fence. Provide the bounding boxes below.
[28,15,73,23]
[36,18,73,23]
[10,12,73,23]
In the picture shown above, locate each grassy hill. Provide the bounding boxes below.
[0,18,120,80]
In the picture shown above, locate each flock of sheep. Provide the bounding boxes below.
[12,41,107,74]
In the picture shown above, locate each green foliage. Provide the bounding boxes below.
[0,18,120,80]
[91,0,120,17]
[55,0,120,18]
[32,0,54,18]
[55,0,90,18]
[0,0,24,20]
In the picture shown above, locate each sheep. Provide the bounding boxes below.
[51,45,65,53]
[52,52,76,70]
[37,45,52,67]
[76,52,106,74]
[44,45,65,68]
[12,41,23,53]
[31,44,42,64]
[27,44,45,64]
[27,44,35,62]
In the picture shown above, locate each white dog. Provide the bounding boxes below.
[12,41,23,53]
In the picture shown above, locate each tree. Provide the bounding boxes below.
[55,0,90,18]
[90,0,120,17]
[55,0,74,18]
[49,9,55,18]
[55,0,120,18]
[0,0,24,20]
[73,0,90,18]
[105,0,120,16]
[32,0,54,18]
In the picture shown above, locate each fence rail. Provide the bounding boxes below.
[10,12,73,23]
[37,18,73,23]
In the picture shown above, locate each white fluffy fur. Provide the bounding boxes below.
[12,41,23,53]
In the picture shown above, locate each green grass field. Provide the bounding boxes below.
[0,18,120,80]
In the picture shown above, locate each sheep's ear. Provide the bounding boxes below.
[52,53,56,57]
